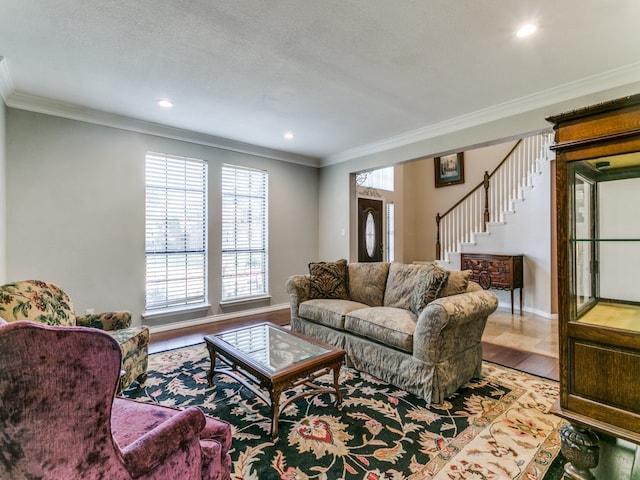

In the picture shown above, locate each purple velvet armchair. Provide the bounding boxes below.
[0,319,232,480]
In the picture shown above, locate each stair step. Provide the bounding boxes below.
[437,132,550,262]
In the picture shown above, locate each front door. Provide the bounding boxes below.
[358,198,383,262]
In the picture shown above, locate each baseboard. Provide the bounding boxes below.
[496,303,558,320]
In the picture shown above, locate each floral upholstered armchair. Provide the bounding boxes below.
[0,319,232,480]
[0,279,148,389]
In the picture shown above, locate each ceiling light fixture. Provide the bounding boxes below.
[157,98,174,108]
[283,132,295,140]
[517,23,537,37]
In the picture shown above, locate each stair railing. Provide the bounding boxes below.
[435,133,552,262]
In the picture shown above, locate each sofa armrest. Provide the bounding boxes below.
[413,290,498,363]
[285,274,310,319]
[466,280,483,292]
[76,311,132,330]
[121,406,206,478]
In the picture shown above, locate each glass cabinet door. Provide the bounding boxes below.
[572,172,595,312]
[569,154,640,333]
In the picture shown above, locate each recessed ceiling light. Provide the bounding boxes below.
[283,132,295,140]
[157,99,174,108]
[517,23,537,37]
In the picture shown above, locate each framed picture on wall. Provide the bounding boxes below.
[434,152,464,187]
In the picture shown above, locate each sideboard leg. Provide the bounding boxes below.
[559,423,599,480]
[519,287,523,315]
[510,288,514,314]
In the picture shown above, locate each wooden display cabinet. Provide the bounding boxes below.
[548,95,640,479]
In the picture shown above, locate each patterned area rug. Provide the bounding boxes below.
[123,344,566,479]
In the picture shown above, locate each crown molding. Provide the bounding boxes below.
[6,60,640,168]
[322,62,640,166]
[0,57,15,103]
[5,92,321,167]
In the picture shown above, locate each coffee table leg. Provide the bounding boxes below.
[270,386,283,440]
[333,364,343,408]
[205,344,216,387]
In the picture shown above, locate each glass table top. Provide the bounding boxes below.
[214,324,330,372]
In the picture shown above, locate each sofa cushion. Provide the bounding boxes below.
[344,307,417,353]
[299,299,368,330]
[383,263,425,309]
[308,259,349,300]
[410,264,449,315]
[348,262,390,306]
[440,269,473,297]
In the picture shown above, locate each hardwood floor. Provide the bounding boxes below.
[149,309,290,354]
[481,308,559,381]
[149,307,559,381]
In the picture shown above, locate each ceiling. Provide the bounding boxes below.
[1,1,640,166]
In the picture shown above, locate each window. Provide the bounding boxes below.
[221,164,268,301]
[145,152,208,311]
[357,166,394,191]
[386,202,395,262]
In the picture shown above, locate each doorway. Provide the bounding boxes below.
[357,198,383,262]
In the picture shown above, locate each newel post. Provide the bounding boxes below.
[483,171,490,231]
[435,213,441,260]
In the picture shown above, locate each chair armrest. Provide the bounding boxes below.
[76,311,132,330]
[413,290,498,363]
[285,274,310,318]
[121,406,206,478]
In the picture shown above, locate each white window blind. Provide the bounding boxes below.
[145,152,208,311]
[221,164,268,301]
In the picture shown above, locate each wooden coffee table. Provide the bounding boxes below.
[205,322,345,439]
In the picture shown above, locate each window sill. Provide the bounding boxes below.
[219,295,272,308]
[142,303,211,321]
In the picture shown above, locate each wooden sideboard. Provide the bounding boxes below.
[460,253,523,314]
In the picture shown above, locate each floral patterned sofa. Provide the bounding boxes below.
[0,279,148,389]
[286,261,499,404]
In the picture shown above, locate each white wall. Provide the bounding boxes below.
[344,139,555,317]
[6,109,319,327]
[0,98,5,283]
[320,83,640,265]
[319,84,640,316]
[402,141,517,263]
[456,156,554,317]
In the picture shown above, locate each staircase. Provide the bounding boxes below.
[435,132,555,263]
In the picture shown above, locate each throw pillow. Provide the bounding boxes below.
[348,262,390,306]
[410,264,450,315]
[439,269,473,297]
[308,259,349,300]
[383,263,426,310]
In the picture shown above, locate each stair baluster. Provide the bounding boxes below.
[435,133,553,262]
